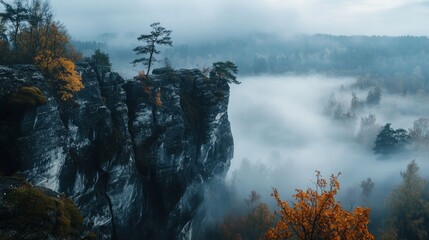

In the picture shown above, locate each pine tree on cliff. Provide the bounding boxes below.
[209,61,240,84]
[132,22,173,75]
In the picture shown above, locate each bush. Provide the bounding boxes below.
[1,183,83,238]
[266,171,374,240]
[34,50,84,101]
[8,86,47,109]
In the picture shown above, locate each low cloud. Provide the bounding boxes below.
[227,75,429,205]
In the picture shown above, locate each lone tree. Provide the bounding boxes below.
[132,22,172,75]
[373,123,409,155]
[209,61,240,84]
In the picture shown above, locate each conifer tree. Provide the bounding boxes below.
[132,22,172,75]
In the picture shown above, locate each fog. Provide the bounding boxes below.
[50,0,429,45]
[226,75,429,205]
[2,0,429,237]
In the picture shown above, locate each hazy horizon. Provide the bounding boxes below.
[50,0,429,45]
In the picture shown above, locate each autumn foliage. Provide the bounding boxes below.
[34,50,83,100]
[1,0,83,100]
[266,171,374,240]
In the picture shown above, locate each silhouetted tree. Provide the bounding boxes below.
[373,123,409,155]
[132,22,172,75]
[209,61,240,84]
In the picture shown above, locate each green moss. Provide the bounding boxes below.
[57,196,84,235]
[8,86,47,109]
[2,183,83,238]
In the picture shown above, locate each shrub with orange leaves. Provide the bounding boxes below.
[134,70,147,82]
[266,171,374,240]
[154,91,162,107]
[34,50,83,101]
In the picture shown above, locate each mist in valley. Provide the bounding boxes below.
[2,0,429,239]
[228,74,429,195]
[84,33,429,238]
[188,73,429,238]
[69,25,429,240]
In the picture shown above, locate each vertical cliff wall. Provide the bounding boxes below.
[0,65,233,239]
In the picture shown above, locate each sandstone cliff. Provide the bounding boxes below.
[0,65,233,239]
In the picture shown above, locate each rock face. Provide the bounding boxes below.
[0,65,234,239]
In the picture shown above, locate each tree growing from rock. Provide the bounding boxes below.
[34,50,83,101]
[89,49,112,76]
[132,22,172,75]
[266,171,374,240]
[209,61,240,84]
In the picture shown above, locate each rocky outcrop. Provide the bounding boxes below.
[0,65,233,239]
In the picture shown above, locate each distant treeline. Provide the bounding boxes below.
[73,34,429,94]
[165,34,429,94]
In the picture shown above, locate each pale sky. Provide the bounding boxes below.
[50,0,429,44]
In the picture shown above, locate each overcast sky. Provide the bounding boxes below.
[50,0,429,45]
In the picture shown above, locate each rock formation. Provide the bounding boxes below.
[0,65,233,239]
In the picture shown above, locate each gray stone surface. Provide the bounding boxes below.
[0,65,233,239]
